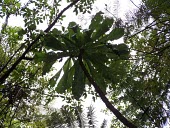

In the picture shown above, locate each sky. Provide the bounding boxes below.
[0,0,142,127]
[3,0,142,29]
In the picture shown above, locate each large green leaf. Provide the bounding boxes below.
[87,54,117,85]
[89,11,114,41]
[56,58,74,93]
[116,43,130,59]
[91,17,114,40]
[34,52,46,63]
[89,11,104,30]
[42,61,55,75]
[86,52,108,66]
[68,21,80,33]
[107,28,124,41]
[60,35,77,49]
[49,68,62,87]
[86,60,107,93]
[82,29,93,43]
[106,43,130,59]
[72,60,85,100]
[44,34,66,51]
[67,22,87,48]
[63,58,72,73]
[51,28,62,36]
[42,52,58,75]
[34,52,70,75]
[34,52,69,63]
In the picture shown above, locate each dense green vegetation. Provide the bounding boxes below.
[0,0,170,127]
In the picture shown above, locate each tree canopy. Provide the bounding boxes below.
[0,0,170,127]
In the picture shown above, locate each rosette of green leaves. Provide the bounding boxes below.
[34,11,129,100]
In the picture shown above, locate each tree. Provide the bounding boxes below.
[113,0,170,127]
[0,0,137,126]
[46,104,107,128]
[1,0,169,127]
[34,10,136,127]
[0,0,95,127]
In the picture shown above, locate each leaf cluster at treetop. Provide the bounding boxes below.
[35,11,129,100]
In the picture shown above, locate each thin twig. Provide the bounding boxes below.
[129,0,140,9]
[128,18,158,39]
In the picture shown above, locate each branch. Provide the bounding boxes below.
[1,13,10,32]
[127,92,154,122]
[128,17,169,39]
[0,43,25,74]
[128,19,158,39]
[0,0,80,84]
[157,44,170,55]
[44,0,80,33]
[9,99,21,128]
[129,0,140,9]
[78,51,137,128]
